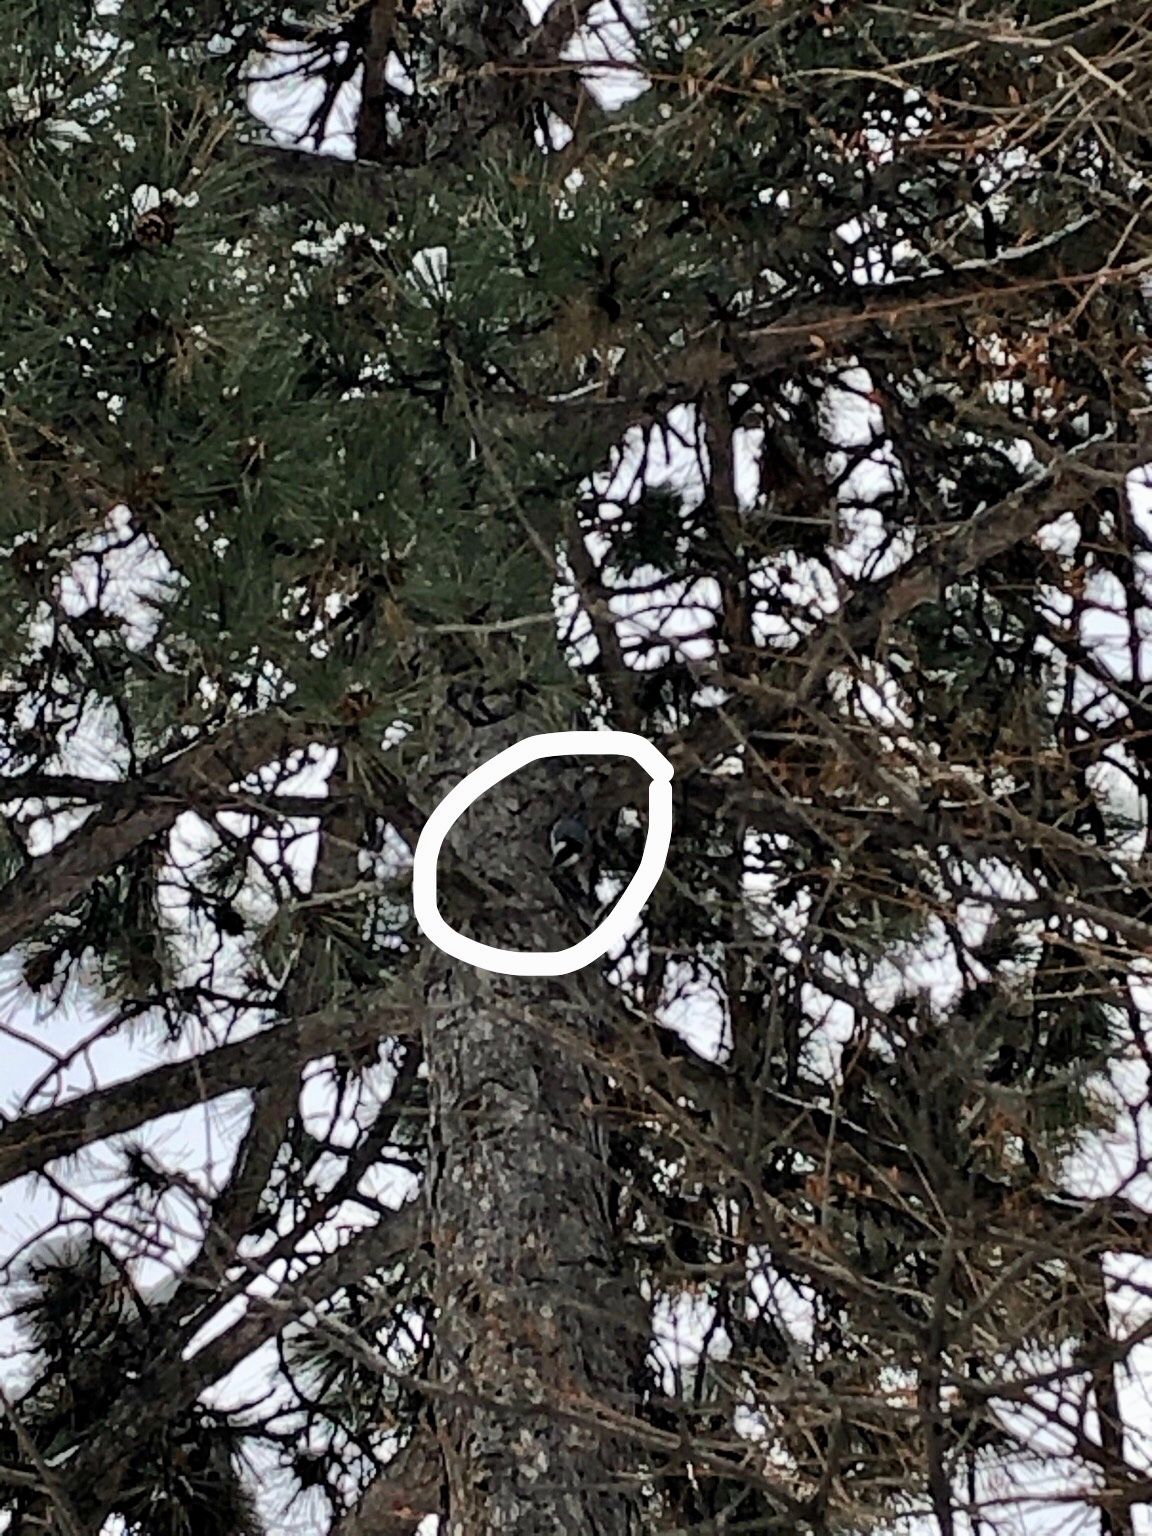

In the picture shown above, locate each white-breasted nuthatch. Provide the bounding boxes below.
[549,813,590,871]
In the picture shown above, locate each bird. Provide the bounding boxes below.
[549,812,591,871]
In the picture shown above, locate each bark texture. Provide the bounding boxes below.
[377,0,652,1520]
[417,720,646,1534]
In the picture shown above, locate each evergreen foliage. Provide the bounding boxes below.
[0,0,1149,1532]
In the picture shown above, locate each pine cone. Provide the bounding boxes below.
[132,204,177,249]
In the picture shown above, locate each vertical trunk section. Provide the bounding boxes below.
[349,3,647,1522]
[418,721,645,1534]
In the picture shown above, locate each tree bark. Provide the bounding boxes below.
[339,0,653,1519]
[416,720,646,1534]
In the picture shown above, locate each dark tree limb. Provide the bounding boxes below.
[0,710,323,959]
[0,998,417,1190]
[43,1207,425,1527]
[172,752,369,1304]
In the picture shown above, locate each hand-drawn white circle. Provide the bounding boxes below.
[412,730,674,977]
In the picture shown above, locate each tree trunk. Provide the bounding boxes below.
[417,720,645,1534]
[346,0,648,1522]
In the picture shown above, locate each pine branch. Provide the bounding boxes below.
[0,997,418,1189]
[0,710,331,958]
[0,771,352,821]
[27,1212,425,1525]
[739,248,1152,373]
[169,754,369,1304]
[0,1386,85,1536]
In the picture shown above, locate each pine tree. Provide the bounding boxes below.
[0,1,1151,1534]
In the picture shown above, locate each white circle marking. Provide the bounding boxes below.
[412,730,674,976]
